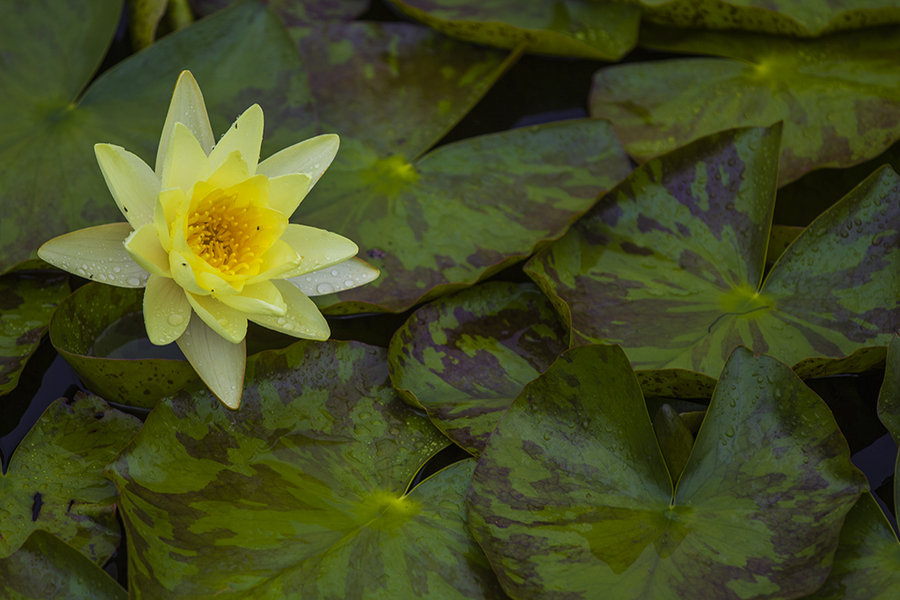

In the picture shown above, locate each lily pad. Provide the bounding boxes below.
[0,394,142,564]
[387,0,640,59]
[49,283,197,409]
[876,334,900,446]
[625,0,900,36]
[190,0,370,22]
[805,493,900,600]
[0,531,126,600]
[389,281,567,455]
[525,126,899,389]
[467,344,866,599]
[590,24,900,184]
[0,261,70,396]
[310,119,632,312]
[0,0,312,272]
[110,339,504,598]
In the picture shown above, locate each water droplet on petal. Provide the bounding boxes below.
[127,277,141,286]
[96,273,107,281]
[113,266,121,273]
[316,282,335,294]
[276,317,287,325]
[168,314,184,326]
[343,279,354,287]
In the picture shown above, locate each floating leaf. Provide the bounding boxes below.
[49,283,196,409]
[624,0,900,36]
[0,394,142,564]
[190,0,370,21]
[526,126,899,389]
[0,261,69,396]
[387,0,640,59]
[0,0,311,272]
[311,120,631,312]
[389,281,567,454]
[805,493,900,600]
[877,334,900,446]
[590,25,900,184]
[0,531,126,600]
[111,340,503,598]
[467,345,866,599]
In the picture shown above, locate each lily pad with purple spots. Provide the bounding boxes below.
[0,394,142,564]
[386,0,640,59]
[389,281,567,455]
[624,0,900,36]
[467,344,866,599]
[110,339,505,599]
[0,261,70,396]
[306,119,632,313]
[526,126,899,392]
[590,24,900,184]
[804,493,900,600]
[0,531,126,600]
[49,283,197,409]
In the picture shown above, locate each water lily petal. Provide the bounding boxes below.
[176,312,245,409]
[268,173,312,217]
[169,250,211,296]
[156,70,215,174]
[205,151,251,191]
[218,280,287,316]
[143,274,191,345]
[257,133,339,191]
[207,103,263,176]
[287,257,380,297]
[95,144,159,228]
[38,223,149,288]
[249,280,329,340]
[245,239,300,284]
[278,224,358,278]
[197,270,241,295]
[124,223,170,277]
[155,188,184,251]
[186,292,248,343]
[161,122,210,194]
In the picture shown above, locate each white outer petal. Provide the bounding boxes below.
[286,257,380,297]
[176,312,246,409]
[37,223,149,287]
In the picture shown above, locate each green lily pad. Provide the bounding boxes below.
[389,281,567,455]
[0,394,142,564]
[525,126,899,389]
[0,531,126,600]
[310,119,632,313]
[804,493,900,600]
[386,0,640,59]
[590,24,900,185]
[49,283,197,409]
[190,0,370,22]
[0,0,311,272]
[0,261,70,396]
[467,344,867,599]
[876,334,900,446]
[625,0,900,36]
[110,339,504,598]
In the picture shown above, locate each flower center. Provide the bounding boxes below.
[186,187,276,278]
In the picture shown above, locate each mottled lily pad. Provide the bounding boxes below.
[110,340,504,598]
[0,394,142,564]
[311,120,631,313]
[626,0,900,36]
[526,126,899,389]
[387,0,640,59]
[389,281,567,454]
[0,261,70,396]
[467,344,866,599]
[590,24,900,184]
[805,493,900,600]
[49,283,196,409]
[0,0,311,272]
[0,531,126,600]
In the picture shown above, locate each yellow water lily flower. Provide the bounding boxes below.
[38,71,378,409]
